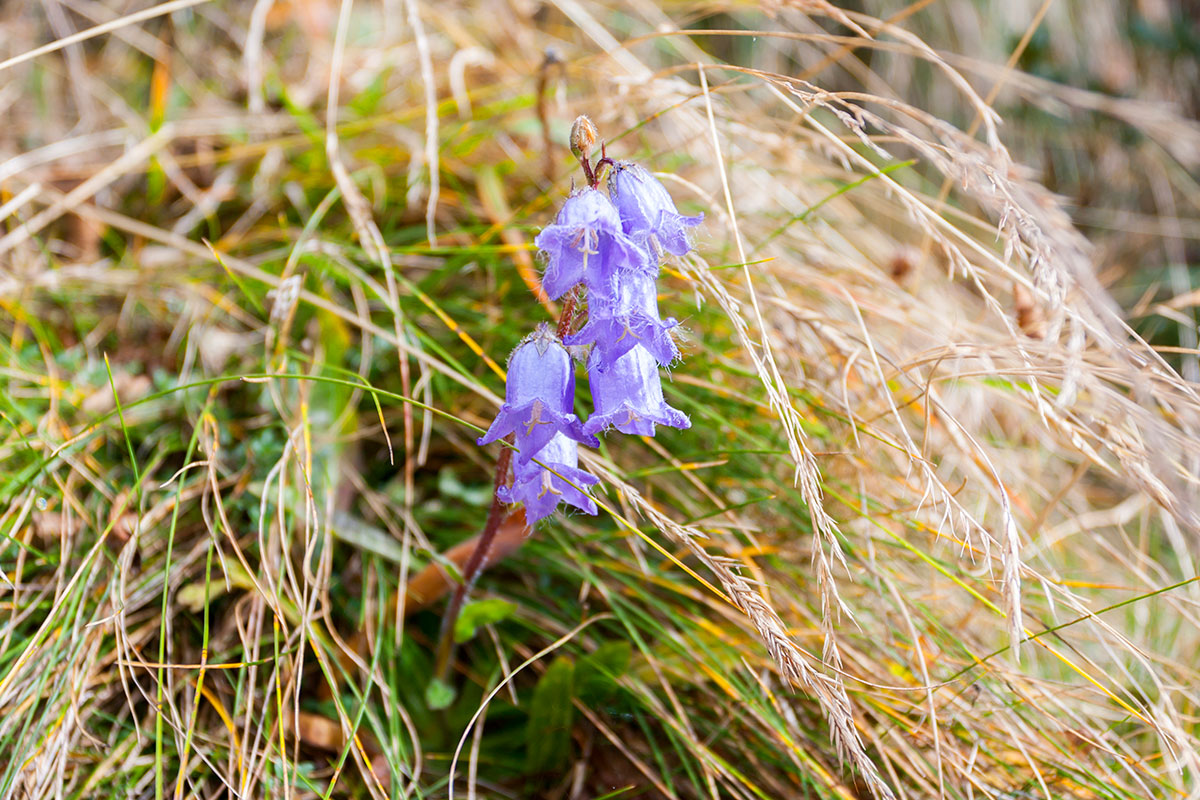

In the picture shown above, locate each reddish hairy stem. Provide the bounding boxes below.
[579,154,596,188]
[433,441,513,681]
[432,163,589,684]
[555,289,580,339]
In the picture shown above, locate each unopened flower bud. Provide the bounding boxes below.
[570,115,598,161]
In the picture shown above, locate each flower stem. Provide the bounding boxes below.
[556,288,580,338]
[579,155,596,189]
[432,287,583,685]
[433,440,513,682]
[436,179,590,681]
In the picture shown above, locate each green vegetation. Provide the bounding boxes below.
[0,2,1197,798]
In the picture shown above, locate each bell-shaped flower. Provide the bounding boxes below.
[608,162,702,257]
[477,325,597,462]
[498,432,599,525]
[564,267,679,371]
[582,345,690,437]
[534,187,648,300]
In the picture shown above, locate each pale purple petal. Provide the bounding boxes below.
[477,326,597,459]
[535,187,651,300]
[582,346,690,437]
[532,226,586,299]
[504,325,574,411]
[498,433,599,525]
[565,265,679,369]
[476,400,593,463]
[609,162,702,257]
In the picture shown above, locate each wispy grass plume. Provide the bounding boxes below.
[1,1,1198,798]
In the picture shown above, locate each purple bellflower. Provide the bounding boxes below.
[564,266,679,371]
[583,345,690,437]
[608,162,703,257]
[533,187,648,300]
[477,325,597,463]
[497,432,599,525]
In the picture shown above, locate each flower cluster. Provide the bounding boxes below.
[477,324,600,522]
[478,145,701,526]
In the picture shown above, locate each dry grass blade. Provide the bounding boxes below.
[1,1,1198,799]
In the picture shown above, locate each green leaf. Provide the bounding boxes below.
[454,598,517,643]
[438,466,493,506]
[425,677,457,711]
[177,560,254,612]
[329,510,409,565]
[576,642,631,704]
[524,656,575,774]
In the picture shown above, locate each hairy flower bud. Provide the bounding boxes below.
[569,115,598,162]
[477,325,597,461]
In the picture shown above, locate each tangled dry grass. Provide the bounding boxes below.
[1,1,1198,798]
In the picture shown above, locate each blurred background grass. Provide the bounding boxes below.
[1,1,1199,798]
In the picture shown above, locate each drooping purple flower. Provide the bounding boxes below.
[582,345,690,437]
[477,325,598,462]
[497,432,599,525]
[533,187,649,300]
[564,267,679,371]
[608,162,703,257]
